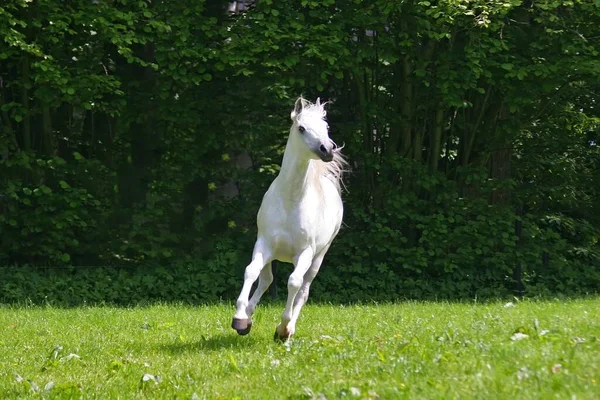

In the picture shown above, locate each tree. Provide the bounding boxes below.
[1,0,598,299]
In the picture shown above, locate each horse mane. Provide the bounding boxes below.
[300,100,348,193]
[311,148,347,193]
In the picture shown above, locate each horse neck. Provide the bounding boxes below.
[277,137,316,199]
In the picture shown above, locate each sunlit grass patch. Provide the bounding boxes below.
[0,299,598,398]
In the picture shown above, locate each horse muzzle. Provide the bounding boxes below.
[317,143,334,162]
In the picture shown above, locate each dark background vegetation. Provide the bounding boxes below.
[1,0,599,305]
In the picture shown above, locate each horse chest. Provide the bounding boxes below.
[272,205,313,243]
[258,194,333,261]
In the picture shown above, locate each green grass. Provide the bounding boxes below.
[1,299,599,399]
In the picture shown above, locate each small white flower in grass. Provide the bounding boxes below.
[141,374,161,384]
[511,332,529,341]
[540,329,550,336]
[44,381,55,391]
[551,363,562,373]
[17,375,40,393]
[61,353,81,362]
[27,379,40,393]
[302,386,315,398]
[50,345,63,359]
[349,387,361,396]
[504,302,515,308]
[367,390,380,399]
[270,359,281,367]
[517,367,530,380]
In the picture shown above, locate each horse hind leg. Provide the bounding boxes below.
[275,248,314,341]
[285,246,328,339]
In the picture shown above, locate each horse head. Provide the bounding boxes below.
[290,97,337,162]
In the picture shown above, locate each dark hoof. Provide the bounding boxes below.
[232,318,252,336]
[273,329,289,343]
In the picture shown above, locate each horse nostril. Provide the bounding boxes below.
[319,144,327,154]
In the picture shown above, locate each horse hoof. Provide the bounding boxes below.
[273,329,289,343]
[237,323,252,336]
[232,318,252,335]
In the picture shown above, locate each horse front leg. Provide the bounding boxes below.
[232,240,270,336]
[246,262,273,317]
[275,247,314,341]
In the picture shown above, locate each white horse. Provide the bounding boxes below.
[232,96,346,341]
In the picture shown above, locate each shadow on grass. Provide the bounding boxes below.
[158,332,264,354]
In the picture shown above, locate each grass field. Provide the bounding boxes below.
[0,299,599,399]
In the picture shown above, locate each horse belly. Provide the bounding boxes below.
[259,216,316,263]
[257,213,307,263]
[310,186,343,251]
[293,200,341,254]
[270,232,301,263]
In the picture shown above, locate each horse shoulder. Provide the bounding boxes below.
[256,183,285,228]
[319,177,343,214]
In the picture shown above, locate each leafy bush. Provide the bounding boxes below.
[0,152,113,265]
[1,0,598,304]
[313,159,599,302]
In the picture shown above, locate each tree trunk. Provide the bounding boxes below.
[119,42,161,209]
[489,147,512,205]
[354,69,376,205]
[413,129,423,162]
[399,55,413,158]
[41,101,55,155]
[428,107,444,172]
[0,89,18,158]
[20,57,31,151]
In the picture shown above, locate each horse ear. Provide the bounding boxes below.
[291,96,305,120]
[317,97,328,118]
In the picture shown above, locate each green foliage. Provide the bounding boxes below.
[1,0,599,302]
[315,158,595,301]
[0,260,233,306]
[0,152,113,265]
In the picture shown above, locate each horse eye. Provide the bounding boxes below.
[298,126,306,133]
